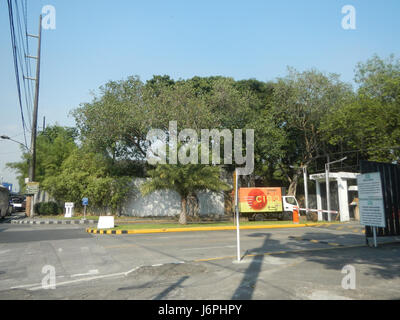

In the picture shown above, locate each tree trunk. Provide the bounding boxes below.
[288,170,301,196]
[179,197,188,225]
[187,192,199,217]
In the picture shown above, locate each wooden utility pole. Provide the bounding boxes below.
[26,15,42,217]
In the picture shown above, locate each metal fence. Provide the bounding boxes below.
[360,160,400,238]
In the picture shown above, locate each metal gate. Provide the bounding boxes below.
[360,160,400,238]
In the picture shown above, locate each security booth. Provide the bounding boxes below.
[360,161,400,240]
[309,172,359,222]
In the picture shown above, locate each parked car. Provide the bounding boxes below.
[9,195,26,213]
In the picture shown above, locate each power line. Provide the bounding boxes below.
[7,0,28,148]
[6,0,38,149]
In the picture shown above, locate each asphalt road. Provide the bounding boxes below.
[0,221,399,300]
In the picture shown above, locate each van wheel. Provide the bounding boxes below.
[282,211,293,221]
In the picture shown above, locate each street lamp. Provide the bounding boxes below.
[325,156,347,221]
[0,135,29,152]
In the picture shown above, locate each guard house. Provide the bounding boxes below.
[309,172,359,222]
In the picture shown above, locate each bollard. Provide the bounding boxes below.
[293,206,300,224]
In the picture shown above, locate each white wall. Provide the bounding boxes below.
[122,178,225,217]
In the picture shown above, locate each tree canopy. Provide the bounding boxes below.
[8,54,400,214]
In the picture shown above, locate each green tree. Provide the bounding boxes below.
[72,76,148,163]
[355,54,400,103]
[43,148,131,214]
[322,55,400,163]
[140,144,230,225]
[7,125,77,191]
[271,68,353,195]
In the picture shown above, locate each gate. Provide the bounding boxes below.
[360,160,400,238]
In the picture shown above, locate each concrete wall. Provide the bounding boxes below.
[122,178,225,217]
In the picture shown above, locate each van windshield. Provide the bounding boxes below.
[285,197,297,205]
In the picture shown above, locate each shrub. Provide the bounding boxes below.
[34,202,62,215]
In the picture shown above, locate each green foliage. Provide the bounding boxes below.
[34,201,62,215]
[269,68,354,194]
[43,149,131,212]
[140,143,230,224]
[321,55,400,163]
[6,125,78,192]
[141,163,230,199]
[355,54,400,103]
[8,54,400,209]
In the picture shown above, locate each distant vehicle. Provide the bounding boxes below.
[238,187,299,221]
[0,186,10,218]
[9,195,26,213]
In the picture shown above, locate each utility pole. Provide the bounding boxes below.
[26,15,42,217]
[325,155,330,222]
[303,165,309,215]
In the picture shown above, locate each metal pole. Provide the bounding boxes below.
[28,14,42,183]
[235,168,241,262]
[28,15,42,218]
[373,227,377,248]
[325,156,331,222]
[303,166,309,216]
[84,205,87,220]
[326,164,331,222]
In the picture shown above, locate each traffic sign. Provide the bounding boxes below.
[357,172,386,228]
[26,182,39,195]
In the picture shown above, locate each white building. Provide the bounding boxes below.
[309,172,359,222]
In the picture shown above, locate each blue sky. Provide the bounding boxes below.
[1,0,400,190]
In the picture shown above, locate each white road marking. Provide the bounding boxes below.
[0,250,11,255]
[70,269,99,278]
[11,283,41,289]
[124,266,140,276]
[28,272,128,291]
[14,261,187,291]
[182,245,236,251]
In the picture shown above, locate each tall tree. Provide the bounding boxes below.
[272,68,353,195]
[322,55,400,163]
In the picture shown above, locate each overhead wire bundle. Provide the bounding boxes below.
[6,0,36,150]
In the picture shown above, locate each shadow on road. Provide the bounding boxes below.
[153,276,189,300]
[228,230,400,299]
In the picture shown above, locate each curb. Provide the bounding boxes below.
[11,219,96,225]
[86,223,320,235]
